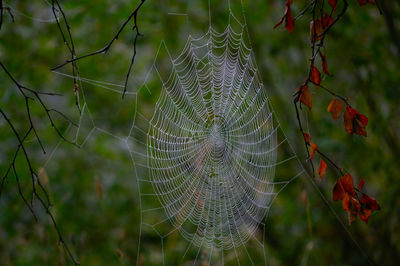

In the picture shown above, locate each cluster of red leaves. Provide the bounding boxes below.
[275,0,380,225]
[328,100,368,136]
[333,174,380,224]
[344,106,368,136]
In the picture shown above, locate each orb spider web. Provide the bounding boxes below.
[127,7,304,265]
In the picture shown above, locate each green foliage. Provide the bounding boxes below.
[0,0,399,265]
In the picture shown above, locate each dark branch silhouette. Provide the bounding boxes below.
[0,61,80,264]
[51,0,81,111]
[52,0,146,98]
[0,1,147,264]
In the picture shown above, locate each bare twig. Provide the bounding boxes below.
[1,53,79,266]
[51,0,81,111]
[0,1,147,263]
[294,0,315,20]
[51,0,146,98]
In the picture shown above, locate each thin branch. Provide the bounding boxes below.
[309,80,349,104]
[51,0,81,111]
[294,0,316,20]
[292,0,378,200]
[0,61,79,264]
[34,183,80,265]
[51,0,146,98]
[293,0,351,179]
[13,163,38,221]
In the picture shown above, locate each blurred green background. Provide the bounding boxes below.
[0,0,399,265]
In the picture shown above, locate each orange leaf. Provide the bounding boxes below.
[354,113,368,137]
[274,0,295,34]
[310,66,321,88]
[343,106,368,136]
[303,132,311,144]
[319,51,331,75]
[359,208,372,224]
[310,19,323,42]
[298,85,312,110]
[328,0,337,9]
[327,98,343,120]
[343,106,354,134]
[361,194,381,210]
[342,193,351,212]
[339,173,355,196]
[285,5,295,33]
[322,14,333,28]
[345,195,360,225]
[310,16,332,43]
[309,142,318,160]
[333,180,345,201]
[358,178,365,190]
[357,113,368,127]
[318,159,327,178]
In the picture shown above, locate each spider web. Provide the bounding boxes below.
[126,8,306,265]
[45,5,305,266]
[8,0,368,265]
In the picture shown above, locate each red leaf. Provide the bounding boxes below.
[342,194,361,225]
[310,16,332,43]
[361,194,381,210]
[310,66,321,88]
[343,106,354,134]
[328,0,337,9]
[343,106,368,136]
[333,180,345,201]
[309,142,318,160]
[359,208,372,224]
[285,5,295,33]
[345,195,360,225]
[340,173,355,196]
[327,98,343,120]
[322,14,333,28]
[318,159,327,178]
[354,113,368,136]
[319,51,331,75]
[274,0,295,34]
[298,85,312,110]
[357,113,368,126]
[342,193,351,212]
[358,178,365,190]
[303,132,311,144]
[310,19,323,42]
